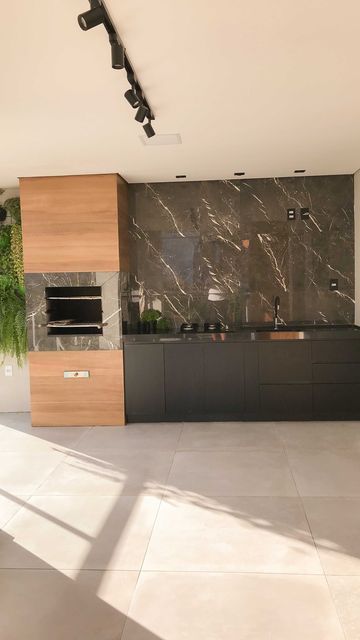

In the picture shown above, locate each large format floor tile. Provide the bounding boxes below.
[286,448,360,496]
[143,496,322,573]
[276,421,360,451]
[178,421,282,451]
[35,450,174,496]
[0,451,66,494]
[328,576,360,640]
[0,569,138,640]
[0,423,90,452]
[167,450,297,496]
[0,493,29,528]
[122,572,344,640]
[303,497,360,574]
[77,423,182,452]
[0,495,160,570]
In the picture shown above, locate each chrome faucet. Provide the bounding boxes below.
[274,296,281,329]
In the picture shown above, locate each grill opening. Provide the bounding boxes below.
[45,286,104,335]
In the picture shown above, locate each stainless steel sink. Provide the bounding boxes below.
[255,330,305,340]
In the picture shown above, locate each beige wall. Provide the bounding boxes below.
[0,356,30,413]
[355,170,360,325]
[0,187,30,413]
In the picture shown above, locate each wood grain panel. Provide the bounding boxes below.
[20,174,129,273]
[29,351,125,426]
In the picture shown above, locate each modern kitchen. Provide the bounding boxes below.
[2,2,360,639]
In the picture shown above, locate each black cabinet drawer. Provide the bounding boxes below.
[313,363,360,383]
[312,341,360,363]
[260,384,312,419]
[164,344,204,418]
[124,344,165,420]
[259,342,312,383]
[313,384,360,418]
[203,343,244,417]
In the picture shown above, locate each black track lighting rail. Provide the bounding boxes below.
[78,0,155,137]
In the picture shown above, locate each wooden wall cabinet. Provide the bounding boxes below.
[19,174,129,273]
[29,351,125,427]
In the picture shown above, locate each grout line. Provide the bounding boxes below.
[119,421,184,640]
[281,434,348,640]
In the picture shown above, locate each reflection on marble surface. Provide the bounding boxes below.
[25,272,130,351]
[128,175,354,328]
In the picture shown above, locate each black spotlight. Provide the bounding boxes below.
[78,6,104,31]
[135,103,149,123]
[125,88,140,109]
[143,119,155,138]
[110,39,124,69]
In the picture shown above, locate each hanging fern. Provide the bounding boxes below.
[0,197,26,366]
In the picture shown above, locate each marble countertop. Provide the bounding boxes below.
[122,324,360,344]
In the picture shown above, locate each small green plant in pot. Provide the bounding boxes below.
[140,309,171,333]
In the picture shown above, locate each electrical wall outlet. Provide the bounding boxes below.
[329,279,339,291]
[300,207,310,219]
[4,365,13,377]
[287,208,296,220]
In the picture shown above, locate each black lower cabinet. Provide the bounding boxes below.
[124,338,360,422]
[313,384,360,418]
[124,344,165,421]
[164,344,204,419]
[203,343,244,418]
[260,384,312,420]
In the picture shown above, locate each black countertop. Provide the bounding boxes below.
[122,324,360,344]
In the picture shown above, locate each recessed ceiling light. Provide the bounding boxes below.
[140,133,182,146]
[176,175,187,179]
[294,169,306,173]
[234,172,245,176]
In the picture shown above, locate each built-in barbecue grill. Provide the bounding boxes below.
[45,286,106,335]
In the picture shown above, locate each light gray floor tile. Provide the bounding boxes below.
[178,421,282,450]
[167,450,297,496]
[0,495,160,570]
[286,448,360,496]
[303,497,360,574]
[143,496,322,573]
[0,569,138,640]
[77,423,182,452]
[122,572,344,640]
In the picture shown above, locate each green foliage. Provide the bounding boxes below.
[157,316,171,333]
[4,197,21,224]
[141,308,161,323]
[0,196,26,365]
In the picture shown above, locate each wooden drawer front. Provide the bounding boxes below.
[312,341,360,363]
[29,351,125,426]
[313,384,360,418]
[313,363,360,383]
[260,384,312,419]
[258,342,312,383]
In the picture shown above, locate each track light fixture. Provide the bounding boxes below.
[143,119,156,139]
[124,88,140,109]
[77,0,155,136]
[110,37,124,69]
[135,104,150,123]
[78,5,104,31]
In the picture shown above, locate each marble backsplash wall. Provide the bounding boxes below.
[128,175,354,328]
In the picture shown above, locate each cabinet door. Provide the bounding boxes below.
[203,343,244,418]
[313,384,360,419]
[260,384,312,420]
[164,344,204,419]
[259,342,312,383]
[124,345,165,420]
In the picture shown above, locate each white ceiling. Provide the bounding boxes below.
[1,0,360,186]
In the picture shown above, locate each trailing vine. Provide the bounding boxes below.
[0,196,26,365]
